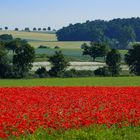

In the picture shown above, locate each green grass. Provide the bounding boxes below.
[0,77,140,87]
[6,126,140,140]
[35,48,92,61]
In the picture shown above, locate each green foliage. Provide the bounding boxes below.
[0,34,13,42]
[35,67,48,78]
[12,41,35,78]
[0,38,35,78]
[106,49,121,76]
[15,28,19,31]
[54,46,60,49]
[125,43,140,75]
[118,26,136,49]
[6,38,27,52]
[82,42,109,61]
[56,17,140,49]
[48,51,69,77]
[63,69,94,77]
[94,67,111,76]
[38,45,49,49]
[48,27,51,31]
[0,42,11,78]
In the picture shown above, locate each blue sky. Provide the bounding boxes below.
[0,0,140,30]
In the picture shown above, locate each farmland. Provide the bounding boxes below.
[0,31,140,140]
[0,86,140,139]
[0,31,88,49]
[0,30,128,63]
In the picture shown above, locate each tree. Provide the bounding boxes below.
[35,67,48,78]
[48,27,51,31]
[118,26,136,49]
[33,27,37,31]
[0,42,11,78]
[82,42,109,61]
[0,34,13,42]
[125,43,140,75]
[56,17,140,49]
[106,49,121,76]
[94,67,110,76]
[15,28,19,31]
[6,38,27,55]
[13,42,35,78]
[43,28,47,31]
[5,27,8,30]
[38,28,41,31]
[48,51,69,77]
[25,27,30,32]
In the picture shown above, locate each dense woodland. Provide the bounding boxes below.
[56,17,140,49]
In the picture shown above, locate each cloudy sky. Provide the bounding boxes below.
[0,0,140,30]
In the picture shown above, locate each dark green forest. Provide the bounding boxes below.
[56,17,140,49]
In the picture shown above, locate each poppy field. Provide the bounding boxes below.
[0,86,140,139]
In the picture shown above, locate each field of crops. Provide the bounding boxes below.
[0,30,140,139]
[0,31,128,62]
[0,86,140,139]
[0,31,88,49]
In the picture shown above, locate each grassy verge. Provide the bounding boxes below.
[5,126,140,140]
[0,77,140,87]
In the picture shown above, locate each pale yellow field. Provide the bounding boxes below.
[0,31,57,41]
[29,41,89,49]
[0,30,89,49]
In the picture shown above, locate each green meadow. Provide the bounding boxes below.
[0,77,140,87]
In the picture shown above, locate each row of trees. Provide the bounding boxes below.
[0,34,140,79]
[0,27,54,32]
[24,27,52,32]
[56,17,140,49]
[36,43,140,78]
[82,42,140,76]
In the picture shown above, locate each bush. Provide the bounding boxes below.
[125,43,140,75]
[38,45,50,49]
[106,49,121,76]
[62,69,94,77]
[94,67,111,76]
[0,34,13,42]
[54,46,60,49]
[48,51,69,77]
[35,67,48,78]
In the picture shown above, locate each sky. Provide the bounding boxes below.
[0,0,140,30]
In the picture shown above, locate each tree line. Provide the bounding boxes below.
[0,34,140,79]
[0,26,55,32]
[56,17,140,49]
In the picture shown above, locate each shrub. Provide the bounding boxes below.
[125,43,140,75]
[106,49,121,76]
[94,67,111,76]
[54,46,60,49]
[35,67,48,78]
[38,45,50,49]
[0,34,13,42]
[48,51,69,77]
[62,69,94,77]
